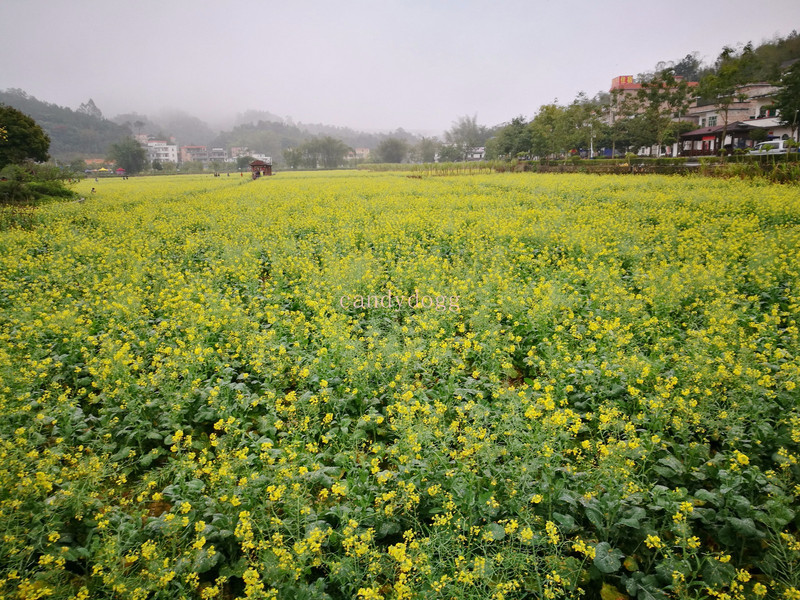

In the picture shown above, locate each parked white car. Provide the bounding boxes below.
[749,140,791,155]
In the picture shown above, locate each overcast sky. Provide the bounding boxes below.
[2,0,799,135]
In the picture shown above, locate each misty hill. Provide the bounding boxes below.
[0,89,132,159]
[110,110,218,147]
[0,85,421,164]
[234,109,285,127]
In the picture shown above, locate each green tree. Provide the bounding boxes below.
[236,155,256,170]
[445,115,488,161]
[606,88,641,157]
[438,144,463,162]
[699,44,757,154]
[562,95,605,157]
[179,161,204,174]
[0,104,50,169]
[108,136,147,174]
[414,137,439,163]
[749,128,768,144]
[69,158,87,173]
[282,148,303,169]
[77,99,103,120]
[528,104,571,160]
[491,116,532,159]
[633,68,694,156]
[375,138,408,163]
[774,61,800,142]
[284,137,351,169]
[622,114,659,153]
[672,52,704,81]
[316,136,351,169]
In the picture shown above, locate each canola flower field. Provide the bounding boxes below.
[1,171,799,600]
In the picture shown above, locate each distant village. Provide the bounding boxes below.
[608,76,793,157]
[129,135,370,169]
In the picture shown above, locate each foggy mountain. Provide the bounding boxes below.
[1,88,424,161]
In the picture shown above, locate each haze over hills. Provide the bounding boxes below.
[0,87,424,165]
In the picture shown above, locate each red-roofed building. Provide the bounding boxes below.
[249,159,272,178]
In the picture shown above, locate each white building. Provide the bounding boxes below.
[144,140,178,164]
[467,147,486,161]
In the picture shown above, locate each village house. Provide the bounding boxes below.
[686,82,780,128]
[143,140,178,164]
[608,73,793,157]
[179,145,209,163]
[679,82,794,155]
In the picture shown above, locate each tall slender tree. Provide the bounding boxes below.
[445,115,488,161]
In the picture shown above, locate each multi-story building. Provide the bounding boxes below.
[144,140,178,164]
[208,147,227,162]
[686,82,780,127]
[230,147,251,159]
[180,146,208,163]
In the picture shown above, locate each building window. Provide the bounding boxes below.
[708,116,717,127]
[700,118,706,127]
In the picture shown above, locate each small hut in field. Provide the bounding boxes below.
[249,159,272,178]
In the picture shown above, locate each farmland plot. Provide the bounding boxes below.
[1,171,799,599]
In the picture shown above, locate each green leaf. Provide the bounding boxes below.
[694,489,718,506]
[553,512,577,531]
[487,522,506,541]
[653,454,684,478]
[219,556,248,578]
[727,517,763,539]
[193,548,223,573]
[377,520,400,538]
[594,542,624,573]
[618,516,642,528]
[760,500,795,529]
[702,558,735,586]
[584,505,605,531]
[185,479,206,493]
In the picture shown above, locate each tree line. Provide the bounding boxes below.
[484,36,800,161]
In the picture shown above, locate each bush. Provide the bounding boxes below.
[0,161,77,205]
[0,179,34,203]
